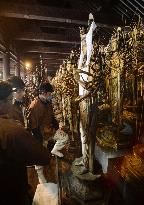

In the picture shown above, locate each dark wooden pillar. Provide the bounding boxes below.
[3,50,10,80]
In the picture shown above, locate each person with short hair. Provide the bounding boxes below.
[28,82,58,183]
[0,81,51,205]
[28,82,57,144]
[7,76,26,125]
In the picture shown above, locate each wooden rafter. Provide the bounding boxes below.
[15,32,80,44]
[0,3,122,26]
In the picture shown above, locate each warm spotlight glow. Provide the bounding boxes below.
[25,62,31,70]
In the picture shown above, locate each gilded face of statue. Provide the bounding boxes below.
[67,61,72,72]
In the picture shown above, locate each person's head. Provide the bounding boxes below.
[0,81,13,112]
[7,76,25,101]
[38,82,54,101]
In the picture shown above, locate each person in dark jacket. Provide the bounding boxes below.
[0,81,51,205]
[7,76,26,125]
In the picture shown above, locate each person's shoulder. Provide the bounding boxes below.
[0,118,31,148]
[10,119,31,138]
[0,117,26,134]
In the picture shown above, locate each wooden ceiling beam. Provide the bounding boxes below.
[43,58,63,61]
[16,41,74,50]
[26,51,70,54]
[38,21,81,30]
[0,3,122,27]
[15,32,80,44]
[34,59,63,63]
[32,58,64,64]
[0,3,88,25]
[23,52,68,59]
[23,46,71,54]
